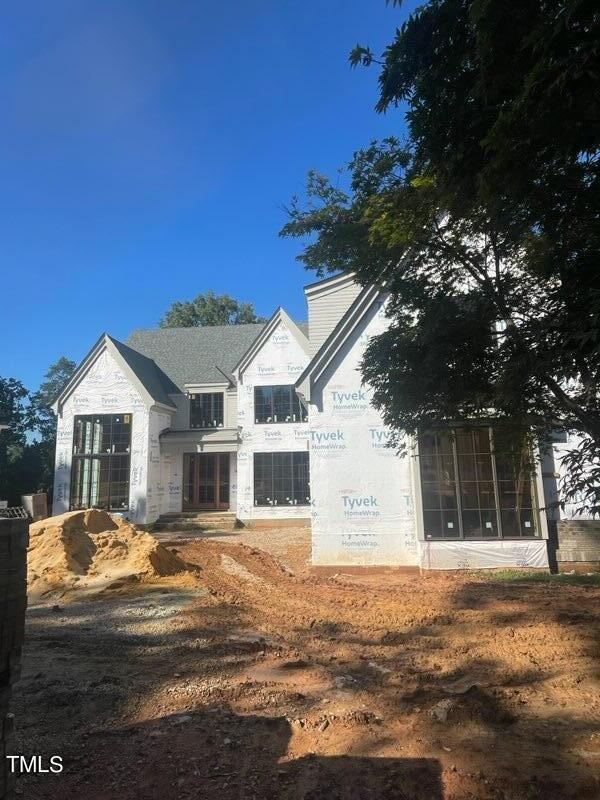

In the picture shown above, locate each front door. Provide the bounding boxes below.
[183,453,230,510]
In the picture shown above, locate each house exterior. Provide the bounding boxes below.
[53,272,579,570]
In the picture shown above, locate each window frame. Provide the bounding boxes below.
[253,385,307,425]
[189,392,225,429]
[70,414,132,512]
[253,451,311,507]
[417,426,540,541]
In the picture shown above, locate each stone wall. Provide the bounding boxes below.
[0,518,28,799]
[556,519,600,572]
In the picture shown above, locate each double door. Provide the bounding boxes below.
[183,453,230,510]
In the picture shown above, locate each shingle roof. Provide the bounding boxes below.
[126,324,267,390]
[108,336,179,408]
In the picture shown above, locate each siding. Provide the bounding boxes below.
[306,278,362,355]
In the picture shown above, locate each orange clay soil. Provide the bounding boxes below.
[13,536,600,800]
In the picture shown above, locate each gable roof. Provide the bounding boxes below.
[127,323,267,390]
[295,284,384,402]
[233,308,310,380]
[53,334,179,413]
[107,336,179,404]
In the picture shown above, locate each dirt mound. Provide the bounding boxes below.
[28,510,188,597]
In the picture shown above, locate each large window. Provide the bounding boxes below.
[254,452,310,506]
[419,427,538,540]
[190,392,224,429]
[254,386,307,424]
[71,414,132,511]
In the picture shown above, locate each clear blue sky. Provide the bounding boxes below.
[1,1,415,391]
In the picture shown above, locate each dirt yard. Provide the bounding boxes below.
[12,528,600,800]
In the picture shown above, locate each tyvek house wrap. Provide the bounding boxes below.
[53,347,160,525]
[146,408,174,522]
[308,295,549,570]
[236,319,311,521]
[309,297,419,566]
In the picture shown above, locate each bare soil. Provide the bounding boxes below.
[12,529,600,800]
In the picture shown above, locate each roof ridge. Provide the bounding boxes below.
[128,322,266,334]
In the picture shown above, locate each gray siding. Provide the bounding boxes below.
[307,280,362,355]
[167,388,237,431]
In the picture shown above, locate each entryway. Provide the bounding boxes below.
[183,452,230,510]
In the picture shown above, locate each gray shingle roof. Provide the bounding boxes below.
[126,324,267,391]
[108,336,179,408]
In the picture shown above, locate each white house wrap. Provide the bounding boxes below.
[51,273,565,570]
[234,311,311,522]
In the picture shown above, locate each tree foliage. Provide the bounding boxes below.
[282,0,600,513]
[29,357,77,491]
[0,357,76,505]
[0,377,30,504]
[160,290,266,327]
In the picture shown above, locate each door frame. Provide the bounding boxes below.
[183,452,230,511]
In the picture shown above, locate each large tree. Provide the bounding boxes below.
[282,0,600,512]
[160,290,266,327]
[29,357,77,492]
[0,377,30,505]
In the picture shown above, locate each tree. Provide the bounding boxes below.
[0,377,30,504]
[160,290,266,327]
[282,1,600,513]
[29,357,77,492]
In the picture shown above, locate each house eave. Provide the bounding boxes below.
[296,284,384,403]
[233,307,310,382]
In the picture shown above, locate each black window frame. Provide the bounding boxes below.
[70,414,132,512]
[190,392,224,429]
[418,426,539,541]
[254,385,307,424]
[253,451,310,506]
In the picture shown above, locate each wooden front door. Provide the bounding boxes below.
[183,453,230,510]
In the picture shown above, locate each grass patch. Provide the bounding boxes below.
[468,569,600,586]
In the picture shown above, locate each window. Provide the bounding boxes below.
[190,393,224,429]
[71,414,132,511]
[254,385,307,424]
[419,427,538,540]
[254,452,310,506]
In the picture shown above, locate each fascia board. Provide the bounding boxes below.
[303,272,357,297]
[55,334,162,415]
[234,307,309,380]
[185,382,230,392]
[278,308,310,355]
[52,333,108,415]
[296,286,382,402]
[232,312,279,380]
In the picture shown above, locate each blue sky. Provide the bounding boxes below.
[1,1,415,391]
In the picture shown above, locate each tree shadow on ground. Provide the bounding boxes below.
[11,556,600,800]
[17,706,443,800]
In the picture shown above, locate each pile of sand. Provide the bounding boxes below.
[28,509,188,597]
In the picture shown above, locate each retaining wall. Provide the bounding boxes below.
[0,518,28,799]
[556,519,600,572]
